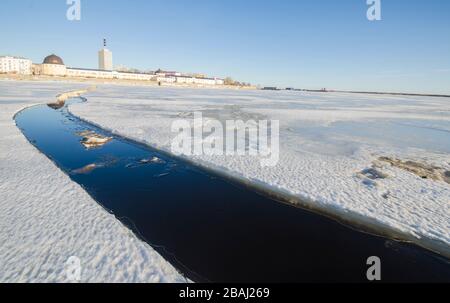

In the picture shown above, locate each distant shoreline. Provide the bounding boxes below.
[0,74,257,90]
[3,74,448,97]
[285,88,450,98]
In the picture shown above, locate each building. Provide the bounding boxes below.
[214,78,224,85]
[98,40,113,71]
[117,71,155,81]
[192,77,218,86]
[67,67,156,81]
[0,56,32,75]
[33,54,67,76]
[174,75,224,85]
[156,76,176,83]
[98,48,113,71]
[175,75,195,84]
[67,67,115,79]
[155,69,181,77]
[30,54,155,81]
[1,39,228,86]
[24,50,225,86]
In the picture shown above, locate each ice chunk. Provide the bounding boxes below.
[379,157,449,184]
[72,163,98,174]
[77,130,112,149]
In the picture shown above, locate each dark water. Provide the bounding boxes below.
[15,99,450,283]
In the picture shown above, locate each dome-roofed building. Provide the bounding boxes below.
[36,54,67,76]
[43,54,64,65]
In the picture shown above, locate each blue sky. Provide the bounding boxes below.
[1,0,449,93]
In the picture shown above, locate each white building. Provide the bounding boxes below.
[175,75,224,86]
[67,67,114,79]
[67,68,155,81]
[155,69,181,77]
[175,75,195,84]
[193,77,214,85]
[0,56,32,75]
[215,78,225,85]
[116,71,155,81]
[98,48,113,71]
[27,52,225,86]
[156,76,176,83]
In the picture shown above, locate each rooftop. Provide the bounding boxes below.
[43,54,64,65]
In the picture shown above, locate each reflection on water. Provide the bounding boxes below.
[14,100,450,283]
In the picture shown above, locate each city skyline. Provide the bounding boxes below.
[1,0,450,93]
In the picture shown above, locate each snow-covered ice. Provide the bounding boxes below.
[0,80,185,283]
[69,84,450,256]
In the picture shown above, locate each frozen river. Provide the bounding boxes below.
[14,98,450,282]
[69,86,450,256]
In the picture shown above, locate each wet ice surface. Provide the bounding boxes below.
[69,86,450,253]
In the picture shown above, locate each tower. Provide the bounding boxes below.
[98,39,113,70]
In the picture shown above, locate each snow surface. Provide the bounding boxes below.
[0,80,185,283]
[69,84,450,255]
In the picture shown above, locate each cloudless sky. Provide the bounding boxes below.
[1,0,449,93]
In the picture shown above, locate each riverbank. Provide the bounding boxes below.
[0,74,257,90]
[0,81,185,282]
